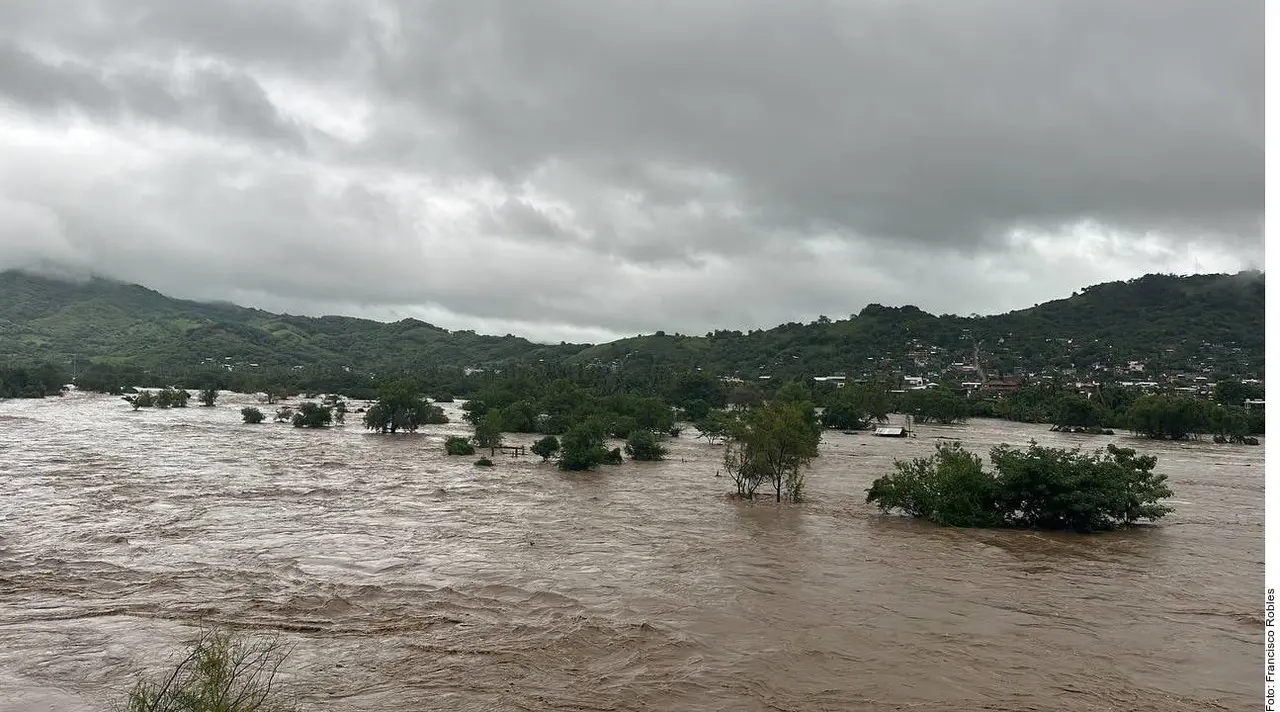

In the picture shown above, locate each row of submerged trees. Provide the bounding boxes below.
[3,357,1264,442]
[237,384,448,431]
[0,360,1225,528]
[0,362,1184,536]
[972,382,1264,443]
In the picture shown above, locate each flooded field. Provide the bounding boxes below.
[0,391,1262,711]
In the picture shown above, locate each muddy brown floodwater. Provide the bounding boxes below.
[0,391,1262,711]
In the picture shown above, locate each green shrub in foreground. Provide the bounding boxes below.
[866,441,1173,533]
[117,627,299,712]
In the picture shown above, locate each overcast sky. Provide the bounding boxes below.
[0,1,1262,343]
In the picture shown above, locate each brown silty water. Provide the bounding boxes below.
[0,391,1261,711]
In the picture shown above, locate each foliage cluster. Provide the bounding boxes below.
[362,381,448,433]
[557,418,623,471]
[624,429,668,461]
[531,435,560,461]
[0,363,67,398]
[125,387,190,410]
[991,381,1264,440]
[444,436,476,456]
[291,402,333,429]
[866,441,1174,532]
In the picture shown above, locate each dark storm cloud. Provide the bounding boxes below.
[379,0,1261,248]
[0,0,1262,341]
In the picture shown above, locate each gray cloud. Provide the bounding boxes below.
[0,0,1263,342]
[0,38,305,148]
[380,0,1261,245]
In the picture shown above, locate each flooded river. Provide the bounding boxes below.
[0,391,1262,711]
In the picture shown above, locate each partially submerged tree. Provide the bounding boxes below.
[241,406,265,424]
[624,429,667,461]
[693,410,737,444]
[473,410,504,451]
[900,388,967,424]
[261,389,290,405]
[198,387,219,407]
[1052,395,1105,430]
[558,418,614,471]
[722,400,821,502]
[292,402,333,428]
[531,435,560,461]
[126,390,155,410]
[821,384,891,430]
[1128,394,1209,440]
[864,442,1002,527]
[444,436,476,456]
[321,395,347,425]
[125,388,190,410]
[866,441,1174,533]
[116,626,298,712]
[363,381,448,433]
[153,387,191,409]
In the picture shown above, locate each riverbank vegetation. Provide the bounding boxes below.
[866,441,1173,532]
[0,363,67,398]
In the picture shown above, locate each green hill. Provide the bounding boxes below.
[0,269,1264,379]
[0,271,583,371]
[565,271,1265,380]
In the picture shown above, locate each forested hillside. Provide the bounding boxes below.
[0,269,1264,379]
[567,272,1264,379]
[0,271,581,371]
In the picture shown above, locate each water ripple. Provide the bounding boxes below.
[0,394,1261,711]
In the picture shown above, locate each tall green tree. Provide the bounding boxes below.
[901,389,967,424]
[474,410,504,450]
[723,400,821,502]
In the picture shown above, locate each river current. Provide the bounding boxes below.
[0,391,1262,710]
